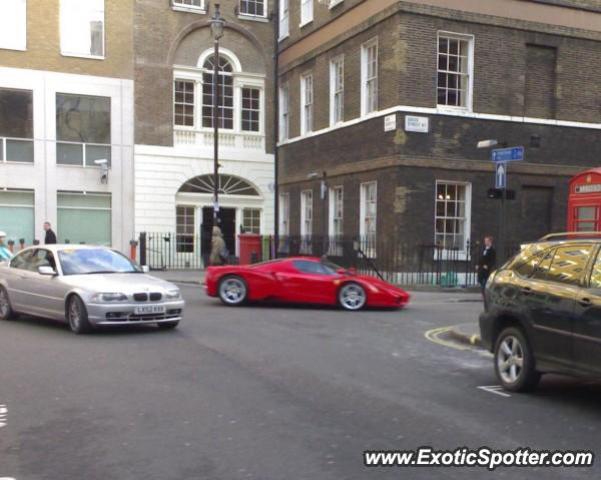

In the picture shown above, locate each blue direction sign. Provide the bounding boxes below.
[495,162,507,189]
[491,146,524,163]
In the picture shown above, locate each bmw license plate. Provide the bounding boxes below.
[134,305,166,315]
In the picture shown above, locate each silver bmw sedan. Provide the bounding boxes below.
[0,245,185,334]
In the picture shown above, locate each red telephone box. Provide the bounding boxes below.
[567,168,601,232]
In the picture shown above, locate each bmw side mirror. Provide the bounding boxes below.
[38,266,57,276]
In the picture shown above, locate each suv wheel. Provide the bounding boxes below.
[494,327,541,392]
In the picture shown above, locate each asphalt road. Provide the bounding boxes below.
[1,286,600,480]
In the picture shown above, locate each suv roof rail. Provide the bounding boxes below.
[538,232,601,241]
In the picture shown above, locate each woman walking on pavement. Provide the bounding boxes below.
[209,226,228,266]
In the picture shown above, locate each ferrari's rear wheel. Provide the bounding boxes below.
[218,276,248,306]
[338,283,367,311]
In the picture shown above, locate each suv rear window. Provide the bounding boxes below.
[509,248,546,278]
[541,245,593,286]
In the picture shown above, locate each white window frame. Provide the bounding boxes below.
[239,0,267,18]
[328,0,343,8]
[329,55,344,126]
[60,0,105,59]
[279,84,289,141]
[172,50,265,138]
[300,73,313,135]
[359,181,377,237]
[436,31,474,113]
[279,0,289,40]
[0,0,26,51]
[434,180,472,258]
[279,192,290,236]
[300,0,313,27]
[300,190,313,237]
[174,79,196,128]
[176,205,196,254]
[171,0,206,13]
[328,186,343,255]
[359,181,377,257]
[328,186,343,237]
[361,38,378,116]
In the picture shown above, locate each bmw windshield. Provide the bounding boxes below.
[58,248,142,276]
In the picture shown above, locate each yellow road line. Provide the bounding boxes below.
[424,326,470,351]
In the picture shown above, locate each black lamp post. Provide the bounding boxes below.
[210,3,225,227]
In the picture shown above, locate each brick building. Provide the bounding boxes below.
[276,0,601,260]
[0,0,135,251]
[134,0,276,266]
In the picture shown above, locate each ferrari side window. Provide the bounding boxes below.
[293,260,332,275]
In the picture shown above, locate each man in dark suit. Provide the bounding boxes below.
[477,235,496,292]
[43,222,57,245]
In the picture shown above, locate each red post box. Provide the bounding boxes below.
[238,233,262,265]
[567,168,601,232]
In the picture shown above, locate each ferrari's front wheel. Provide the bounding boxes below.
[218,276,248,306]
[338,283,367,311]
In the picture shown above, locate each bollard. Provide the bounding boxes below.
[33,239,40,246]
[19,238,25,251]
[7,240,14,253]
[139,232,147,267]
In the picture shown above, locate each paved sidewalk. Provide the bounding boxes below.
[150,269,204,285]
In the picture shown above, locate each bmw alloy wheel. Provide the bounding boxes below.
[219,277,247,305]
[0,288,9,318]
[69,299,82,331]
[496,335,524,384]
[339,283,366,311]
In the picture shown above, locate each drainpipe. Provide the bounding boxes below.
[273,0,280,257]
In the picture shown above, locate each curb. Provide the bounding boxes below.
[447,327,483,348]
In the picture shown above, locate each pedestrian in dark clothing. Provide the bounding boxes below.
[43,222,57,245]
[477,235,496,292]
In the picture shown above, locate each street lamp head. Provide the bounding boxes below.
[210,3,225,40]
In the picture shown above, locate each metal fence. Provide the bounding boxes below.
[276,235,486,287]
[138,231,521,287]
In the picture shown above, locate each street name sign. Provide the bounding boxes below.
[491,146,524,163]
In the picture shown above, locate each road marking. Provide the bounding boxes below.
[424,326,471,351]
[477,385,511,398]
[0,404,6,428]
[424,326,491,358]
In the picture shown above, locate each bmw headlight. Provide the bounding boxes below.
[165,289,181,300]
[91,292,128,302]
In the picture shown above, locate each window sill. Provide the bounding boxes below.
[171,5,206,14]
[0,45,26,52]
[0,160,34,165]
[56,163,109,170]
[436,105,472,115]
[328,0,343,8]
[278,32,290,42]
[238,13,269,23]
[299,19,313,28]
[61,52,105,61]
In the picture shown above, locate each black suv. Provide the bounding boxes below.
[480,233,601,392]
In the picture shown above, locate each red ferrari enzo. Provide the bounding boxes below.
[205,257,410,311]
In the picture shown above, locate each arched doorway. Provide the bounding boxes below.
[176,174,262,264]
